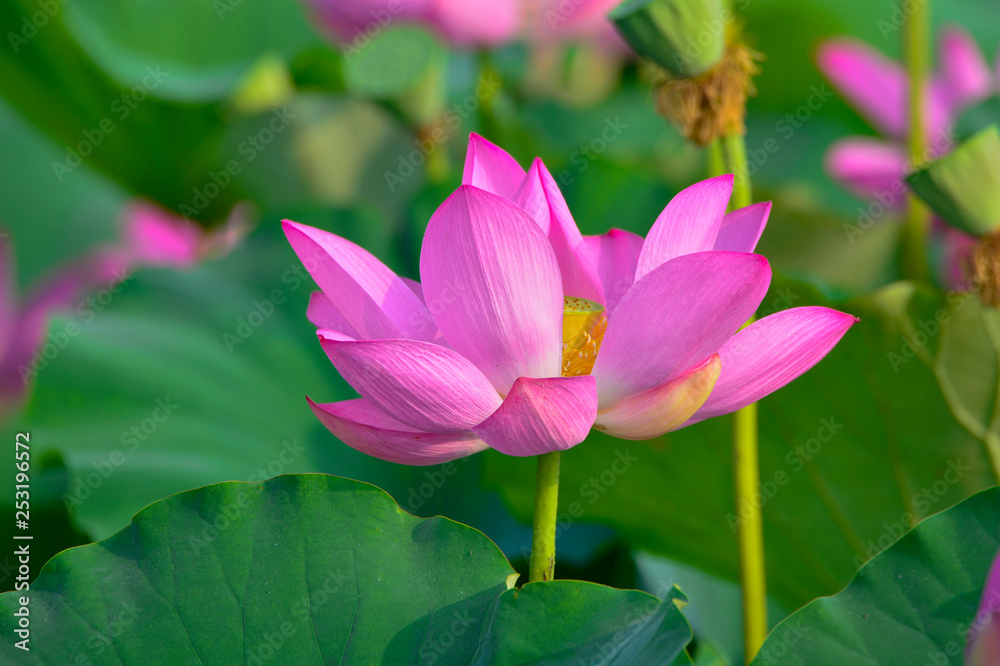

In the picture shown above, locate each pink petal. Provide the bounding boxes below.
[594,354,720,439]
[592,251,771,408]
[635,175,733,281]
[431,0,522,46]
[462,133,526,200]
[968,551,1000,664]
[582,228,644,312]
[471,375,597,456]
[305,0,431,42]
[121,201,202,268]
[283,220,436,342]
[306,291,361,338]
[937,26,993,115]
[419,186,563,393]
[402,277,425,304]
[688,306,858,422]
[714,202,772,253]
[514,159,605,303]
[318,331,502,433]
[825,138,909,204]
[308,397,488,466]
[818,39,908,138]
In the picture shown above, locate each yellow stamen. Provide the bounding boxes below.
[562,297,607,377]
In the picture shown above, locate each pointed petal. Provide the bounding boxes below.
[283,220,436,342]
[308,398,488,466]
[593,251,770,408]
[307,291,361,338]
[121,201,202,268]
[635,175,733,281]
[419,186,563,393]
[582,228,644,312]
[472,375,597,456]
[514,159,605,302]
[318,331,502,433]
[688,306,858,422]
[818,39,908,138]
[714,202,772,253]
[825,138,909,203]
[462,133,526,199]
[937,26,993,114]
[595,354,720,439]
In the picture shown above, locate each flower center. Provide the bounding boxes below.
[562,297,607,377]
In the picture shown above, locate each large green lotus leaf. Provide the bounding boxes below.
[0,474,694,664]
[0,0,241,221]
[750,486,1000,665]
[485,276,997,610]
[63,0,318,102]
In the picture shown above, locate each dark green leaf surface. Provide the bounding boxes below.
[0,475,693,665]
[750,486,1000,665]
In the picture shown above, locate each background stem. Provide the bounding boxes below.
[723,129,768,663]
[529,451,561,582]
[902,0,931,282]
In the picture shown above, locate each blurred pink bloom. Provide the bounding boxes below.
[818,26,993,203]
[0,201,248,415]
[526,0,627,52]
[967,549,1000,666]
[306,0,522,48]
[285,134,856,465]
[0,237,129,414]
[120,201,249,269]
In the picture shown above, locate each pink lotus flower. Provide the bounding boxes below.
[306,0,523,48]
[967,549,1000,665]
[286,134,857,465]
[818,26,993,204]
[306,0,627,51]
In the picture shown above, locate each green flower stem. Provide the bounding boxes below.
[724,130,768,663]
[529,450,561,582]
[707,137,727,179]
[902,0,931,282]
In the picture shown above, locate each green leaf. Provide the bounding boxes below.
[907,125,1000,236]
[63,0,318,102]
[485,276,997,610]
[0,474,694,664]
[749,486,1000,665]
